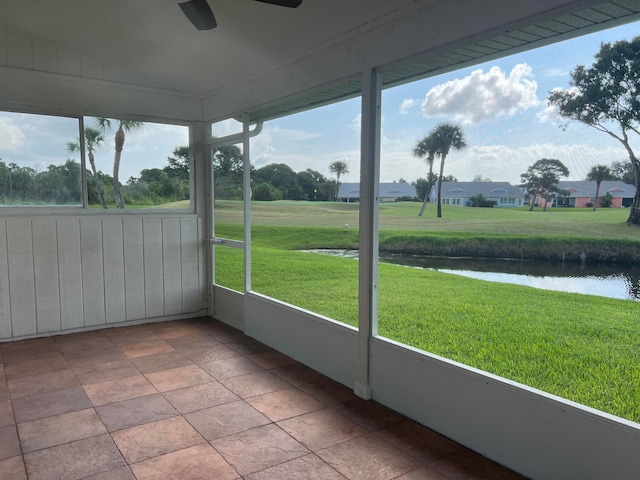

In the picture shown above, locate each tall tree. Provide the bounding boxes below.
[547,36,640,224]
[165,146,190,182]
[610,160,635,184]
[431,123,467,218]
[586,164,615,211]
[329,160,349,201]
[67,127,108,208]
[413,133,438,217]
[520,158,569,212]
[96,118,144,208]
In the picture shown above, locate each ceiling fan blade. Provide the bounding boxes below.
[179,0,217,30]
[254,0,302,8]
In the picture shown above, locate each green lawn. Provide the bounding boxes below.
[213,200,640,423]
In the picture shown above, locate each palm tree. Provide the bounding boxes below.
[96,118,144,208]
[432,123,467,218]
[67,127,107,209]
[586,164,615,211]
[413,132,438,217]
[329,160,349,201]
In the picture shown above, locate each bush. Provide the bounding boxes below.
[395,196,420,202]
[469,193,496,208]
[600,193,613,208]
[252,182,283,201]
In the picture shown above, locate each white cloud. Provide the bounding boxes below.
[421,63,540,124]
[536,86,579,124]
[251,125,325,168]
[0,116,26,154]
[350,113,361,132]
[399,98,417,114]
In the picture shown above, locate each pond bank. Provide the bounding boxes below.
[378,233,640,265]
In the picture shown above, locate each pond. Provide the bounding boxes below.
[306,249,640,302]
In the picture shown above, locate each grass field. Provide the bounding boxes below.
[213,200,640,422]
[214,199,638,239]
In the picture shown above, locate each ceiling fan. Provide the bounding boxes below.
[179,0,303,30]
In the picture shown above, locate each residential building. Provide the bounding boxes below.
[338,182,416,202]
[428,181,525,207]
[557,180,636,208]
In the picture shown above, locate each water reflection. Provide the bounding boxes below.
[306,249,640,302]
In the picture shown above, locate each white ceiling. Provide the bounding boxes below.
[1,0,639,122]
[0,0,424,96]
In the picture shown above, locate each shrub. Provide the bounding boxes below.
[469,193,496,208]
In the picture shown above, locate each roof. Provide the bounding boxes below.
[432,182,525,199]
[558,181,637,198]
[1,1,639,122]
[338,182,416,199]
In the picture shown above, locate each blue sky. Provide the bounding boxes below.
[251,18,640,185]
[2,19,639,186]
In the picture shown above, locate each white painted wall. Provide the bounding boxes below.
[0,214,206,340]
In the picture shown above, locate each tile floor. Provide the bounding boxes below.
[0,318,527,480]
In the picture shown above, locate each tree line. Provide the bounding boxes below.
[0,145,190,207]
[212,144,339,202]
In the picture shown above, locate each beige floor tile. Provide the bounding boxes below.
[0,400,13,427]
[95,393,177,432]
[111,416,204,464]
[278,408,367,451]
[18,408,106,453]
[130,444,239,480]
[8,368,78,399]
[245,453,346,480]
[247,387,324,422]
[316,433,422,480]
[72,359,139,385]
[212,424,309,476]
[23,434,125,480]
[12,386,92,423]
[162,381,238,414]
[0,456,27,480]
[83,375,157,406]
[219,370,290,399]
[246,350,297,369]
[144,365,213,392]
[119,340,176,359]
[0,425,20,461]
[184,400,271,441]
[130,351,194,374]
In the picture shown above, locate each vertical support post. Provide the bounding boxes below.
[79,116,88,208]
[192,121,213,315]
[355,68,381,400]
[243,113,252,294]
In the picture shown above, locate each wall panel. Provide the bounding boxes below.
[181,217,200,313]
[143,218,164,318]
[57,218,84,330]
[162,217,183,315]
[0,221,11,338]
[32,218,61,333]
[80,218,106,327]
[123,217,146,321]
[6,219,36,337]
[0,213,205,341]
[102,218,126,324]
